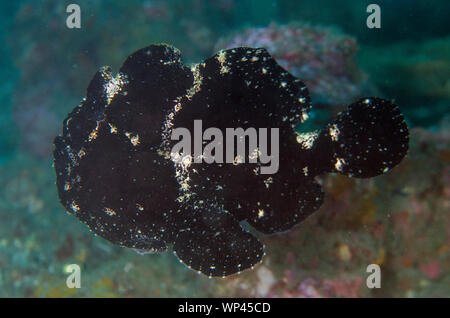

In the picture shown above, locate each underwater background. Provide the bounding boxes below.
[0,0,448,297]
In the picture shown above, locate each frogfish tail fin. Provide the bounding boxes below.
[313,97,409,178]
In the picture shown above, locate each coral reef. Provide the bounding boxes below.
[1,126,448,297]
[215,23,367,108]
[213,127,450,298]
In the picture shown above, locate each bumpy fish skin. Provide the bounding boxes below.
[54,44,409,277]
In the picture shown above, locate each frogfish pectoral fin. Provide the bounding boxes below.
[172,206,264,277]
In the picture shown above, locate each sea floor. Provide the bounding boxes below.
[0,127,448,297]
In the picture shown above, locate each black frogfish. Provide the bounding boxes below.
[53,44,409,277]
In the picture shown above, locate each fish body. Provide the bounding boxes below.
[54,44,409,277]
